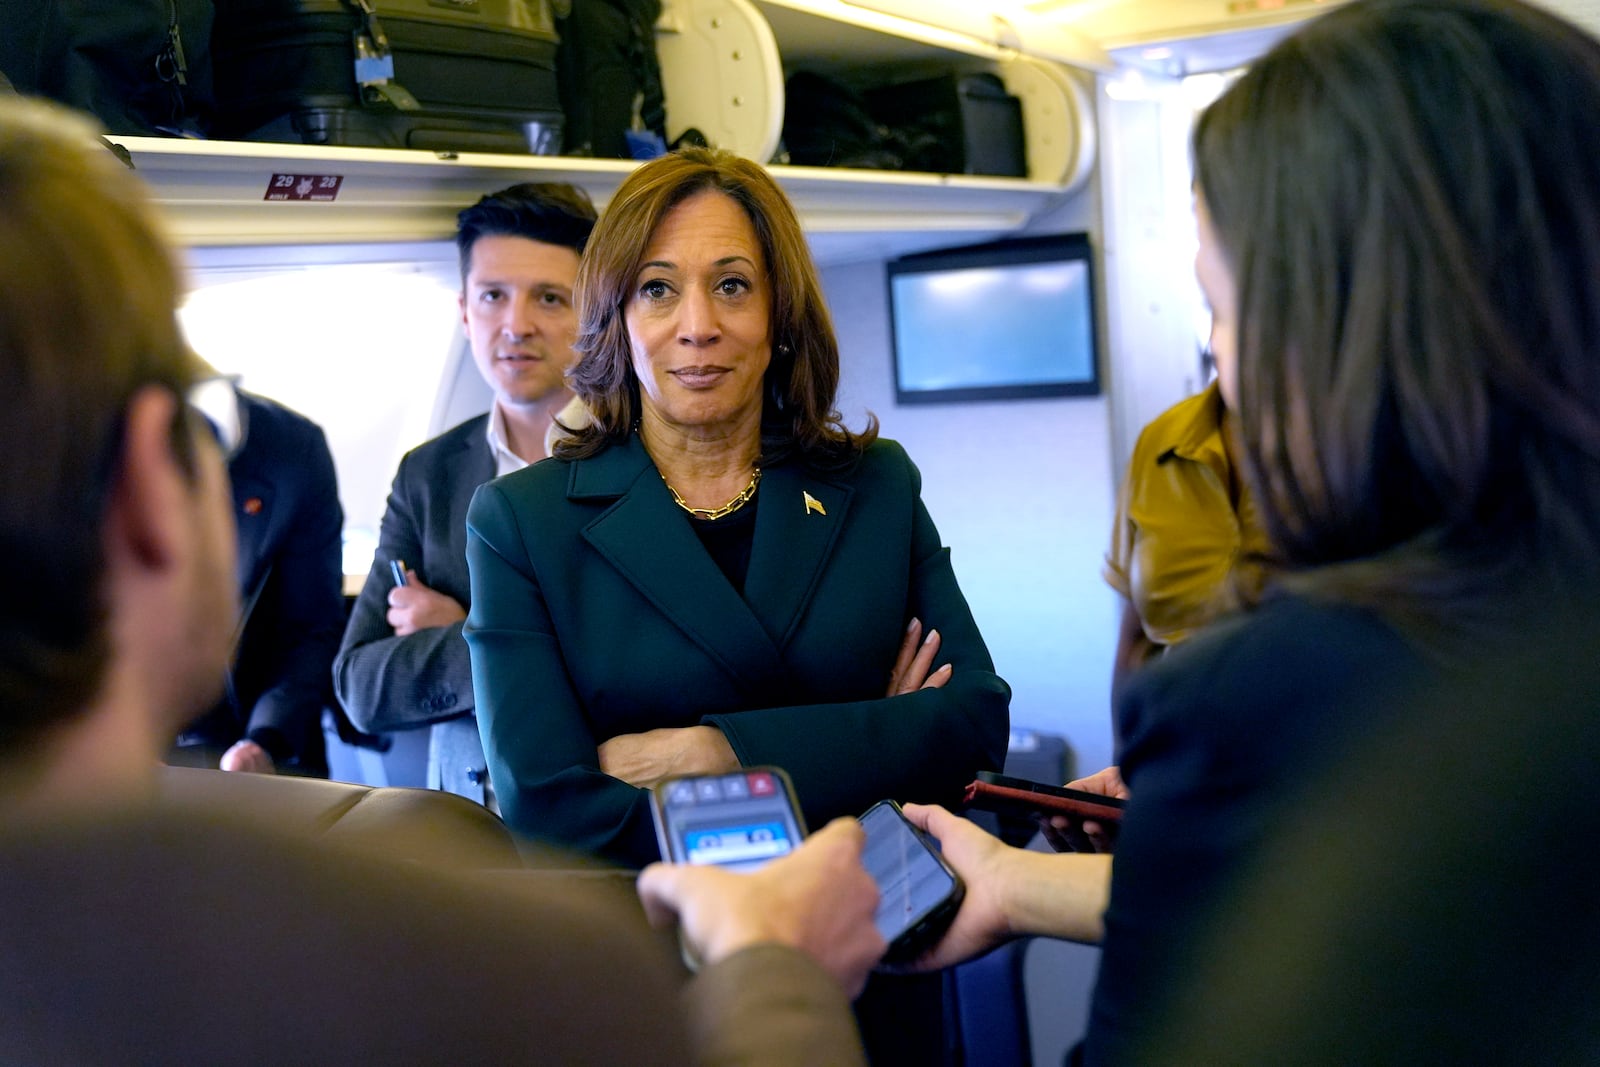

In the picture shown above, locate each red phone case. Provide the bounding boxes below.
[961,778,1126,822]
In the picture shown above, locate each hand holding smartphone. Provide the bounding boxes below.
[962,771,1124,853]
[962,771,1127,823]
[646,772,966,967]
[858,800,964,963]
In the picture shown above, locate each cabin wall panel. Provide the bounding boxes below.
[822,257,1118,777]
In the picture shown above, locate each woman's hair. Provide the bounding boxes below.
[560,146,876,467]
[1194,0,1600,625]
[0,97,199,757]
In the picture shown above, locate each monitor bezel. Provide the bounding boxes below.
[885,233,1101,405]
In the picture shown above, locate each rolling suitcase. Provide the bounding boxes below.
[212,0,562,154]
[0,0,214,136]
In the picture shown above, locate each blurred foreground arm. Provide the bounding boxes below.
[637,819,879,1067]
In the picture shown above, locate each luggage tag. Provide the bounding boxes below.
[349,0,420,111]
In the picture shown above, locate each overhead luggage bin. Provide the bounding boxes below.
[744,0,1102,186]
[108,0,1108,261]
[656,0,786,162]
[112,136,1061,262]
[751,0,1113,72]
[997,55,1095,192]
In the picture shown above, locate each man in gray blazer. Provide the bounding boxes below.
[334,182,596,804]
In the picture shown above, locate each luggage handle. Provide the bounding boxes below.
[347,0,421,111]
[153,0,189,87]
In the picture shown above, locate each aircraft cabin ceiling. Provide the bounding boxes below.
[1010,0,1600,75]
[1011,0,1351,75]
[1016,0,1345,41]
[769,0,1349,75]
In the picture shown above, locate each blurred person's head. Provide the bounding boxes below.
[1192,0,1600,619]
[455,183,597,414]
[1192,196,1238,413]
[0,96,236,808]
[562,146,874,466]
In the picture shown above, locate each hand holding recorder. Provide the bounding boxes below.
[643,768,966,990]
[637,818,885,997]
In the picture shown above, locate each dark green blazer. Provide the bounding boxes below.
[464,435,1011,867]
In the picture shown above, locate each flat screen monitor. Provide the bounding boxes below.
[887,233,1100,403]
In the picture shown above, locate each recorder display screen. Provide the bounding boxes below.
[683,821,794,866]
[656,770,804,873]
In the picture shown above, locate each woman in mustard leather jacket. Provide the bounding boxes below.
[1103,314,1270,711]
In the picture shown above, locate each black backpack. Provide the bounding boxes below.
[555,0,666,158]
[0,0,214,136]
[782,71,920,170]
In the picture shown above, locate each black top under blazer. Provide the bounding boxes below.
[464,434,1011,867]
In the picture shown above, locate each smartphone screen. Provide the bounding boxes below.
[859,800,964,959]
[651,768,806,873]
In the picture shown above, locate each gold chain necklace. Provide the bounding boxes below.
[662,467,762,521]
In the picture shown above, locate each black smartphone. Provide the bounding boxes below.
[859,800,965,962]
[388,558,408,587]
[964,771,1127,823]
[650,767,806,873]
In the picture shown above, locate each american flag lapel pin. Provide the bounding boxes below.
[803,490,826,516]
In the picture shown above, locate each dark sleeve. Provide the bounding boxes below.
[1085,601,1427,1066]
[242,424,345,755]
[685,945,867,1067]
[333,453,474,733]
[704,451,1011,826]
[465,480,659,863]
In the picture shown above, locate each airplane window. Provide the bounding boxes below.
[179,262,462,580]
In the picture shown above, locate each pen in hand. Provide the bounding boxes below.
[383,558,464,635]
